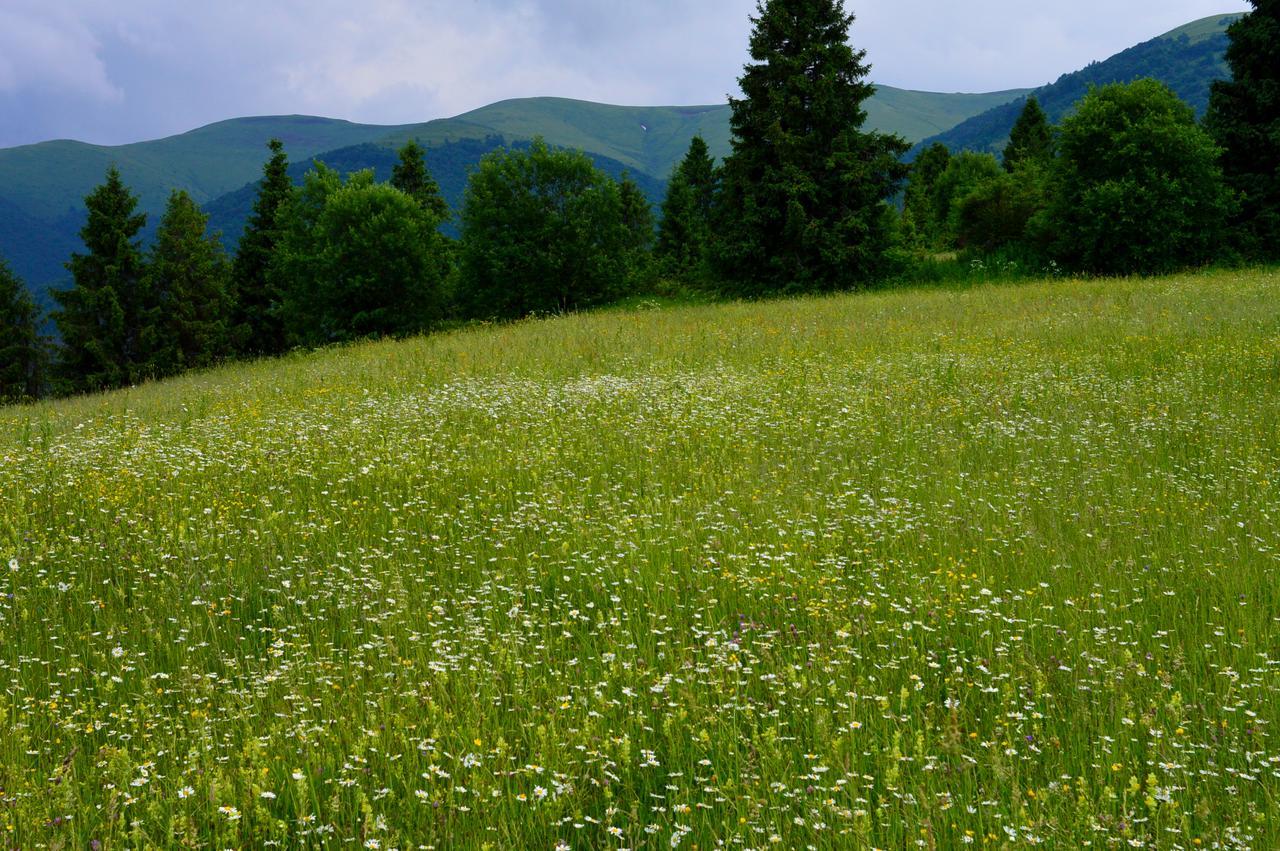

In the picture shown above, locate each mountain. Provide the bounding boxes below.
[0,87,1031,301]
[919,14,1242,157]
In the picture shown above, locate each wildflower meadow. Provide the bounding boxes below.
[2,270,1279,849]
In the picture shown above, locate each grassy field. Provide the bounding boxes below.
[3,270,1279,849]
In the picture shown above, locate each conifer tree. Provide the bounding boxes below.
[656,136,717,277]
[391,141,450,221]
[1003,97,1054,172]
[145,190,232,376]
[902,142,951,247]
[1205,0,1280,259]
[231,139,292,355]
[711,0,909,296]
[619,173,656,288]
[53,167,149,394]
[0,259,45,402]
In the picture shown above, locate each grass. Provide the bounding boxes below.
[3,268,1280,849]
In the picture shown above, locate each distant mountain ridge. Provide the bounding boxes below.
[918,14,1242,156]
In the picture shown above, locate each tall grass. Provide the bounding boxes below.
[2,269,1279,849]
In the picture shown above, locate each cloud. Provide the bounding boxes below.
[0,4,122,102]
[0,0,1253,148]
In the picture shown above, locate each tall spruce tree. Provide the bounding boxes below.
[710,0,909,296]
[391,141,450,220]
[231,139,292,356]
[145,190,232,376]
[656,136,717,277]
[1003,97,1054,172]
[53,167,150,394]
[0,259,45,402]
[1205,0,1280,259]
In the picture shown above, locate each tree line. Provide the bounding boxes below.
[3,0,1277,404]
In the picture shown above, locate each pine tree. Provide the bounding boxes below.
[902,142,951,247]
[0,259,45,402]
[391,141,450,221]
[619,173,656,288]
[53,166,149,394]
[145,190,232,376]
[1003,97,1054,172]
[1205,0,1280,259]
[656,136,717,277]
[231,139,292,355]
[710,0,909,296]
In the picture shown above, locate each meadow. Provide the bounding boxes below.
[2,269,1279,849]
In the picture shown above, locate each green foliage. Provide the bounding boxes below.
[145,191,232,376]
[0,258,45,401]
[53,167,151,394]
[273,166,451,347]
[711,0,909,296]
[1043,79,1230,275]
[618,173,656,287]
[656,137,718,279]
[457,140,632,320]
[930,152,1002,248]
[390,141,451,221]
[1205,0,1280,259]
[956,165,1049,253]
[903,143,952,247]
[231,139,292,356]
[1003,97,1054,172]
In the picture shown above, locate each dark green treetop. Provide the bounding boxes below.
[231,138,292,356]
[391,140,451,221]
[656,136,717,277]
[710,0,909,296]
[1003,97,1054,172]
[1205,0,1280,258]
[145,190,232,376]
[53,166,150,394]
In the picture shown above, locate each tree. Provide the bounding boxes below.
[710,0,909,296]
[1205,0,1280,259]
[145,190,232,376]
[955,166,1048,253]
[231,139,292,356]
[619,172,656,286]
[457,140,631,320]
[1003,97,1053,172]
[0,259,45,402]
[929,152,1002,248]
[274,166,450,347]
[391,140,450,220]
[656,136,717,277]
[902,142,951,247]
[1044,79,1230,275]
[53,167,150,394]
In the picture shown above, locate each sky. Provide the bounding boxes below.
[0,0,1251,149]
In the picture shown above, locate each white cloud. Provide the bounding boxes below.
[0,5,122,101]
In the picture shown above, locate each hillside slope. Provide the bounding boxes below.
[3,269,1279,847]
[919,13,1242,156]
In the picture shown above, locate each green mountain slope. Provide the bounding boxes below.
[919,13,1242,156]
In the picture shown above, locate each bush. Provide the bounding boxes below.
[456,140,632,320]
[1042,79,1231,275]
